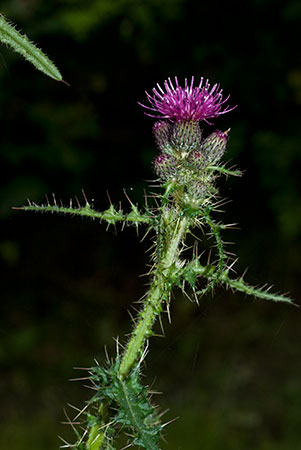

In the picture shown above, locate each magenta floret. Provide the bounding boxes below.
[139,76,235,123]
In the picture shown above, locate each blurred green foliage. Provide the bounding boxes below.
[0,0,300,448]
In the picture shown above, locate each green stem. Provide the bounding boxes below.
[119,214,188,380]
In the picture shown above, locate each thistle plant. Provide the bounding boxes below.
[17,76,294,449]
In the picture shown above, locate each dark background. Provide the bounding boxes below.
[0,1,300,449]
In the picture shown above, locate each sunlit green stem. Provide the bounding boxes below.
[119,213,188,380]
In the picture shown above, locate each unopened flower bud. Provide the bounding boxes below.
[187,181,210,200]
[153,121,173,154]
[186,150,206,171]
[200,129,229,165]
[171,121,202,153]
[153,154,177,181]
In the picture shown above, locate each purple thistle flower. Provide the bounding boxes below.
[139,76,235,123]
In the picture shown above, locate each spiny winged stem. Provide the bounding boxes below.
[119,208,188,380]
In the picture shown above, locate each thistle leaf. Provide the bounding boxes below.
[221,271,295,305]
[14,200,152,226]
[208,165,242,177]
[70,359,163,450]
[0,13,62,81]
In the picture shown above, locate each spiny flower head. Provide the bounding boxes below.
[153,153,177,181]
[200,129,230,165]
[152,121,173,154]
[139,76,235,123]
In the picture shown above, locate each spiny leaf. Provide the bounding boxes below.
[127,204,152,226]
[117,374,162,450]
[14,200,152,226]
[69,359,163,450]
[221,271,295,305]
[208,165,242,177]
[182,259,215,289]
[0,13,62,81]
[180,257,294,305]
